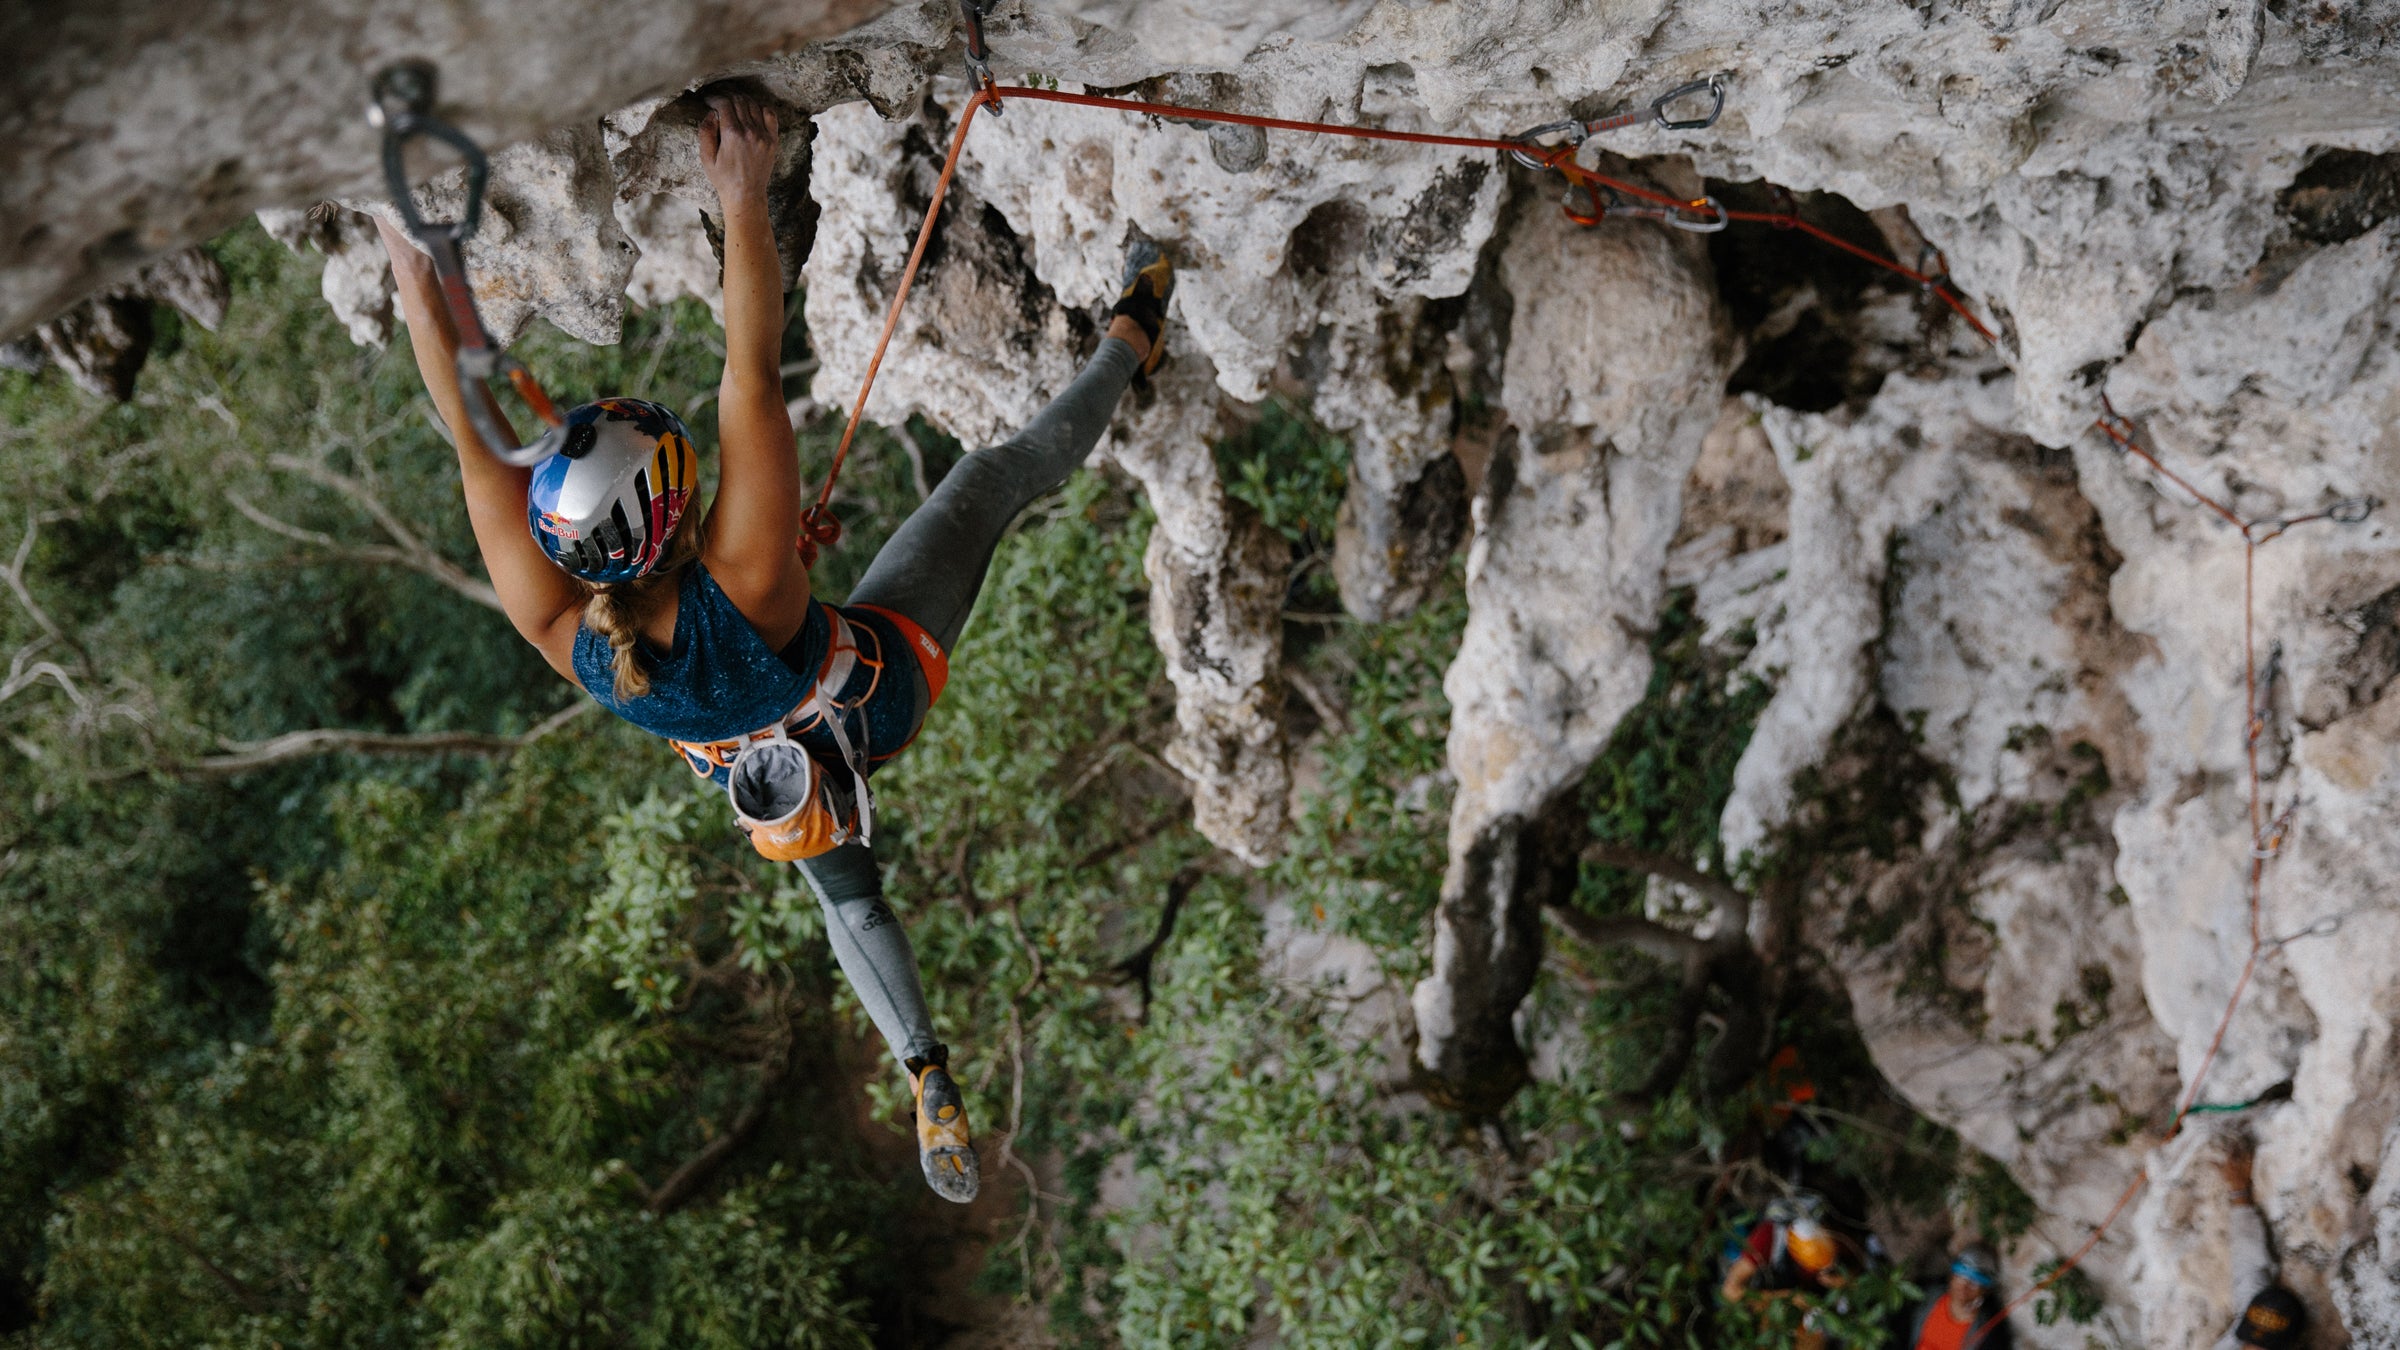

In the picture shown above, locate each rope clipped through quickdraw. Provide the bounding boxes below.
[804,64,2002,563]
[370,63,568,468]
[1970,407,2377,1341]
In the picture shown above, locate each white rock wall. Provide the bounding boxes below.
[55,0,2396,1337]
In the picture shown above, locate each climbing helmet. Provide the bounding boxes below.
[1785,1218,1838,1273]
[526,398,698,583]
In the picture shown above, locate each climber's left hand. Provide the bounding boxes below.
[700,93,779,211]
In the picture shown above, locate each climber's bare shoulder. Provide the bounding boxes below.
[525,605,587,687]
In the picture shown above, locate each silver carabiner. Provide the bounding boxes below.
[2330,495,2378,525]
[1651,74,1726,131]
[958,0,1003,114]
[1668,196,1730,233]
[1507,118,1586,170]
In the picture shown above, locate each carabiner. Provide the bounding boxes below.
[1668,196,1730,233]
[1560,181,1607,227]
[959,0,1003,113]
[1650,74,1726,131]
[2330,495,2378,525]
[371,62,489,247]
[368,62,567,468]
[1507,119,1586,170]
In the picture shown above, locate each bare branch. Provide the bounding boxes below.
[223,490,352,552]
[171,702,592,777]
[223,460,504,612]
[3,515,69,644]
[1540,903,1707,964]
[1285,667,1350,735]
[892,419,933,500]
[1582,839,1751,948]
[1108,859,1221,1022]
[643,1011,796,1216]
[135,1197,272,1316]
[0,656,96,712]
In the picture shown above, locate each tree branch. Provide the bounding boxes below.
[170,702,591,777]
[1582,840,1751,949]
[225,457,504,612]
[136,1198,272,1317]
[642,1015,797,1216]
[1109,860,1215,1023]
[1540,903,1707,964]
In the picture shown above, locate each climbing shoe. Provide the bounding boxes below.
[907,1046,980,1203]
[1110,233,1175,379]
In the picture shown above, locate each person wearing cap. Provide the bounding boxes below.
[1722,1207,1850,1349]
[1905,1245,2012,1350]
[2214,1142,2306,1350]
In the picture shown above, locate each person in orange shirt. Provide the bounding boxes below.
[1905,1246,2011,1350]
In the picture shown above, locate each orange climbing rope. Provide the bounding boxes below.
[809,77,2373,1331]
[1970,408,2373,1338]
[800,79,1995,559]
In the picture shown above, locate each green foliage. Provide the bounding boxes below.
[423,1176,870,1350]
[0,216,2048,1348]
[2031,1260,2104,1327]
[22,735,879,1349]
[583,792,705,1014]
[1214,398,1348,547]
[1265,577,1465,975]
[1577,589,1771,910]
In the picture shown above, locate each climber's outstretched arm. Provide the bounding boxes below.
[694,94,812,642]
[377,216,584,680]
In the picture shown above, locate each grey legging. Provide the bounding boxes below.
[794,338,1140,1067]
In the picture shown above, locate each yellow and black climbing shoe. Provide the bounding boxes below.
[1110,234,1175,380]
[907,1047,979,1204]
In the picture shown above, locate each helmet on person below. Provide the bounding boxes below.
[1786,1218,1838,1274]
[526,398,697,583]
[1952,1245,2000,1290]
[2235,1285,2306,1349]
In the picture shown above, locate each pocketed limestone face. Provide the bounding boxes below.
[32,0,2400,1338]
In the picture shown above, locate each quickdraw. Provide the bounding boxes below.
[1504,74,1727,168]
[1560,182,1729,232]
[957,0,1002,113]
[370,62,569,468]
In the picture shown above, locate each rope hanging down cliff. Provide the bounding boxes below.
[366,44,2378,1323]
[1969,408,2375,1339]
[842,42,2378,1333]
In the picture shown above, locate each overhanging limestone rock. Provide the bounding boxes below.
[21,1,2400,1337]
[0,0,894,344]
[1410,195,1733,1109]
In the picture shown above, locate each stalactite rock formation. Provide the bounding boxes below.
[1411,202,1732,1109]
[19,0,2400,1340]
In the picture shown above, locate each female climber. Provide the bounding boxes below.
[374,91,1173,1202]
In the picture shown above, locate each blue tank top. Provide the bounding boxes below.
[572,564,927,784]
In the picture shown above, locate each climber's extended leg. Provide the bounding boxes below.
[794,842,979,1203]
[845,240,1172,649]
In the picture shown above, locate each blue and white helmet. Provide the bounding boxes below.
[526,398,698,583]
